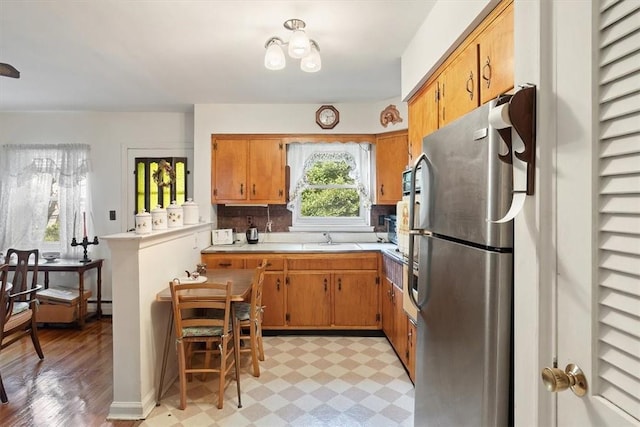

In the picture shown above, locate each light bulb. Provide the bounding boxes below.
[301,41,321,72]
[288,29,310,59]
[264,39,285,70]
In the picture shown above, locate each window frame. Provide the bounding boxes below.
[287,143,373,232]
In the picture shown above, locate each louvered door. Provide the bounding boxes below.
[596,0,640,420]
[555,0,639,425]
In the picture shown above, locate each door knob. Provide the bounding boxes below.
[541,363,588,397]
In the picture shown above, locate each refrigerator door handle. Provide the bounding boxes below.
[408,153,431,310]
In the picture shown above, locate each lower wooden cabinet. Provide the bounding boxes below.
[286,271,332,326]
[262,271,285,327]
[407,318,417,382]
[201,252,380,330]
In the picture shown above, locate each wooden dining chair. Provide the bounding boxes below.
[169,278,241,410]
[234,259,267,377]
[0,261,44,403]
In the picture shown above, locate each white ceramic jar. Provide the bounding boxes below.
[167,200,183,227]
[135,210,152,234]
[150,205,168,230]
[182,198,199,225]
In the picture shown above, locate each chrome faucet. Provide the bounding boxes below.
[323,232,333,244]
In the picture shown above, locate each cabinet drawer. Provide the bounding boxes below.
[201,255,244,269]
[244,257,285,271]
[288,255,377,271]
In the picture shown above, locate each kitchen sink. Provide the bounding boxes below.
[302,243,362,251]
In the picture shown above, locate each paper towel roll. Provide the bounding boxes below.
[489,103,512,129]
[490,191,526,223]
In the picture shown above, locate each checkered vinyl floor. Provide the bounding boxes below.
[140,335,415,426]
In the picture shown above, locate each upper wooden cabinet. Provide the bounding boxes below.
[408,80,439,164]
[478,3,514,104]
[375,130,408,204]
[439,41,480,127]
[211,136,285,204]
[407,0,513,151]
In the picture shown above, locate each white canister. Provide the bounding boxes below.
[135,210,152,234]
[167,200,183,227]
[150,205,168,230]
[182,198,199,225]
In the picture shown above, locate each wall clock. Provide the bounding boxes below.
[315,105,339,129]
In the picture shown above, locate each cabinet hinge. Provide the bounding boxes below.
[285,277,290,285]
[213,142,217,150]
[285,313,290,322]
[279,142,283,150]
[376,276,380,285]
[213,189,217,196]
[376,313,381,322]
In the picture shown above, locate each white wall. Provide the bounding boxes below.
[401,0,497,100]
[192,98,408,224]
[0,111,194,308]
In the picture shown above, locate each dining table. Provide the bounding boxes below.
[154,268,255,405]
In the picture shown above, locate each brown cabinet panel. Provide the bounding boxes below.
[287,272,331,327]
[382,278,395,339]
[407,318,417,382]
[201,254,245,269]
[408,80,439,164]
[262,272,285,327]
[333,271,379,327]
[287,255,377,271]
[248,139,285,201]
[478,3,514,104]
[212,139,247,201]
[440,42,480,127]
[211,136,285,204]
[244,257,285,271]
[375,131,408,204]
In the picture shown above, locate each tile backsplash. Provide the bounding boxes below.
[216,204,395,234]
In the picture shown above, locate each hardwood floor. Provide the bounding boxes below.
[0,318,138,427]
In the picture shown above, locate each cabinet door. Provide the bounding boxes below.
[479,4,514,104]
[439,42,479,127]
[407,318,417,382]
[248,139,285,202]
[382,278,395,338]
[212,139,248,202]
[408,81,440,164]
[393,284,408,366]
[286,272,331,327]
[262,272,285,327]
[375,132,408,204]
[333,271,379,327]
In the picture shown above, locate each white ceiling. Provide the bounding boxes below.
[0,1,436,113]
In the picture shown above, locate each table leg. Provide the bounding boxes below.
[96,264,102,319]
[78,271,85,329]
[44,271,50,289]
[156,311,174,405]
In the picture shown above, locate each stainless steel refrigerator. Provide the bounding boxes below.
[407,100,513,426]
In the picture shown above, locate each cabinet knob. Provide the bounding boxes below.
[253,184,256,195]
[276,278,280,291]
[380,184,384,196]
[240,183,244,195]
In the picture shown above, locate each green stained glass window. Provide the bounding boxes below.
[134,157,188,216]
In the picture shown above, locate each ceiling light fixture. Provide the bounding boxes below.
[264,19,321,73]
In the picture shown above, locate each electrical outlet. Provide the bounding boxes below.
[378,215,386,226]
[109,210,116,220]
[246,215,253,226]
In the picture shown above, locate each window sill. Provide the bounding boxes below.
[289,225,374,232]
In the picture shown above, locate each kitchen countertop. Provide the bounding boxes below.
[202,241,399,254]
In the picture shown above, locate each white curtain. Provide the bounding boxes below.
[287,141,372,212]
[0,144,91,258]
